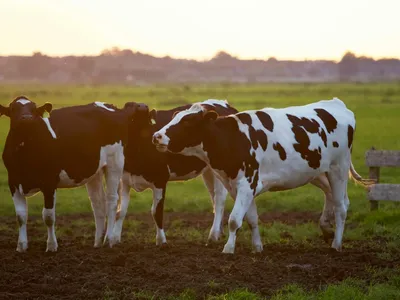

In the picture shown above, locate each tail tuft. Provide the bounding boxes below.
[349,161,376,188]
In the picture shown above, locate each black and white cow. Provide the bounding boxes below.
[0,96,147,252]
[152,98,374,254]
[112,99,238,246]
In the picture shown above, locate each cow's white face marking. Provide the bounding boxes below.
[16,99,31,105]
[94,101,115,112]
[154,103,203,148]
[42,118,57,139]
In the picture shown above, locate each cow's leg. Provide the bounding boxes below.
[86,170,106,248]
[151,187,167,245]
[42,188,58,252]
[222,187,253,254]
[327,161,350,252]
[112,176,131,245]
[104,151,125,247]
[202,168,228,243]
[11,187,28,252]
[310,174,335,244]
[245,199,263,253]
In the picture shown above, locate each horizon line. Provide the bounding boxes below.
[1,48,400,62]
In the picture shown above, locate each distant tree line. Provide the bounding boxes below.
[0,49,399,84]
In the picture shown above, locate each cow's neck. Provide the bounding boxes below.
[202,118,238,166]
[9,118,53,145]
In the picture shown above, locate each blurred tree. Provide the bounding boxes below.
[338,51,358,81]
[16,52,52,79]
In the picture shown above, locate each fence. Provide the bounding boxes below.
[365,147,400,210]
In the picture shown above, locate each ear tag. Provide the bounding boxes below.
[43,111,50,118]
[151,118,156,125]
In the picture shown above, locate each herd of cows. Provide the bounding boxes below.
[0,95,375,254]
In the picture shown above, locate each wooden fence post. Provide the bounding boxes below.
[369,167,380,211]
[368,146,380,211]
[365,147,400,211]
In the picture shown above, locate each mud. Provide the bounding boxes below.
[0,212,398,299]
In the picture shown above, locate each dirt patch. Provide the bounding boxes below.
[0,212,398,299]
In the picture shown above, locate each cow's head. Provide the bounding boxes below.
[123,102,150,121]
[152,104,218,154]
[0,96,52,128]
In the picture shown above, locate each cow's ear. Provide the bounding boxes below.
[0,105,10,117]
[37,102,53,116]
[149,109,157,124]
[203,110,219,122]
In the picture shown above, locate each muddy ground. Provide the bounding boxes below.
[0,212,398,299]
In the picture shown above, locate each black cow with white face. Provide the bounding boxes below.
[153,98,374,254]
[112,99,238,246]
[0,96,147,252]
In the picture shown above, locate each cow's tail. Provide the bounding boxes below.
[116,178,123,220]
[348,160,376,187]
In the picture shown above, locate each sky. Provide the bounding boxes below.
[0,0,399,61]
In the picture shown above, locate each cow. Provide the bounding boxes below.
[0,96,147,252]
[152,97,374,254]
[111,99,238,246]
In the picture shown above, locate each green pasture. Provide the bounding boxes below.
[1,83,399,217]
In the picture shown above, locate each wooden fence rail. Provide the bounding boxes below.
[365,148,400,210]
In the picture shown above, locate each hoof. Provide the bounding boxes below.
[109,235,121,247]
[16,242,28,253]
[322,230,334,244]
[252,244,263,253]
[156,236,167,246]
[222,244,235,254]
[158,242,169,249]
[207,232,221,245]
[331,240,343,252]
[46,243,58,252]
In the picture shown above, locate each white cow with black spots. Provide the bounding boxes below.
[152,97,374,254]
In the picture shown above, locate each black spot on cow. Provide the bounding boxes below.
[255,111,274,132]
[248,126,268,151]
[237,113,252,127]
[250,169,259,194]
[273,143,287,160]
[154,189,166,229]
[320,128,327,147]
[347,125,354,148]
[333,141,339,148]
[314,108,338,133]
[287,114,322,169]
[233,113,268,151]
[287,115,320,133]
[253,129,268,151]
[202,116,260,195]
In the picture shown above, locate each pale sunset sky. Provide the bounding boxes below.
[0,0,399,61]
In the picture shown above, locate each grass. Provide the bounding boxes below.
[102,276,400,299]
[1,82,400,299]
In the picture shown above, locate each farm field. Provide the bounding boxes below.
[0,83,400,299]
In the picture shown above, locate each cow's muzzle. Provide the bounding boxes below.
[20,114,33,121]
[152,133,168,152]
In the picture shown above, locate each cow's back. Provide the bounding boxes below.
[249,98,355,193]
